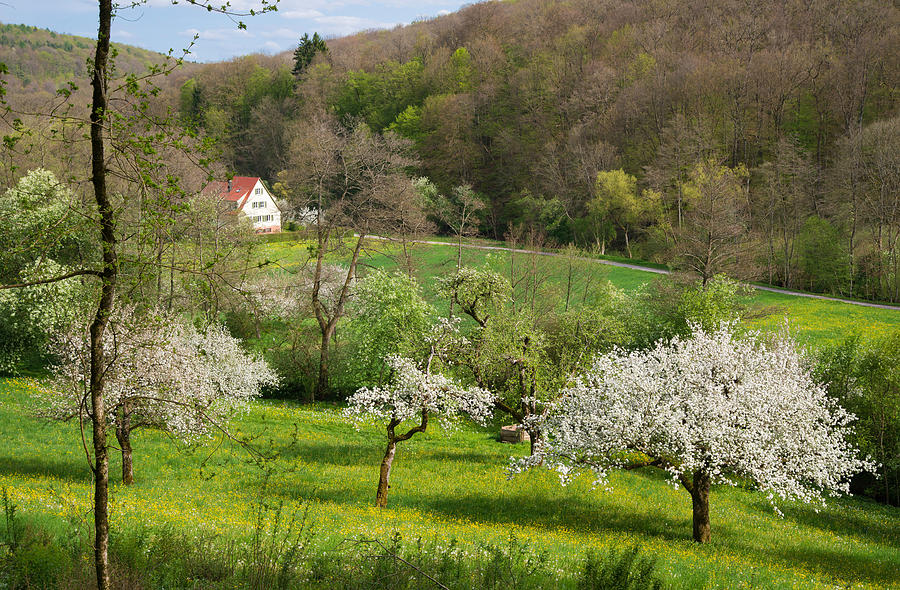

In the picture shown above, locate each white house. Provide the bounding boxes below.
[203,176,282,233]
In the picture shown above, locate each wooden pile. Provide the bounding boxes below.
[500,425,530,444]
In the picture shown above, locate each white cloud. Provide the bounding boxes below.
[312,15,399,35]
[179,27,253,41]
[281,9,325,19]
[268,27,302,39]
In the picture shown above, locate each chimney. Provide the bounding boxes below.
[227,179,233,191]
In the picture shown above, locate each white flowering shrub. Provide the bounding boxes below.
[47,307,278,483]
[514,324,875,542]
[345,320,494,506]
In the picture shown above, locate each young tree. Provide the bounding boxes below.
[591,169,656,258]
[344,322,494,508]
[418,179,485,270]
[48,308,277,486]
[280,116,418,399]
[675,159,749,286]
[515,324,874,543]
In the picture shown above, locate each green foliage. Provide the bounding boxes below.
[178,77,203,127]
[450,47,475,92]
[817,331,900,506]
[797,216,848,294]
[0,169,92,282]
[293,32,328,78]
[577,546,663,590]
[0,260,90,375]
[438,267,511,327]
[507,190,567,239]
[630,274,749,347]
[345,269,433,387]
[388,104,424,140]
[333,59,429,131]
[544,282,630,369]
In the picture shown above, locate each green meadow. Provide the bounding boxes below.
[1,376,899,588]
[263,237,900,347]
[3,237,899,588]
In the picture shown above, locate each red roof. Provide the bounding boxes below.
[201,176,260,208]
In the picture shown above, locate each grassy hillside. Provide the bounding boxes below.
[1,377,898,588]
[262,238,900,348]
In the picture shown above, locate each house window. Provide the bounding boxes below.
[255,188,262,195]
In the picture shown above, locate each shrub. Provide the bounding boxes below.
[577,546,663,590]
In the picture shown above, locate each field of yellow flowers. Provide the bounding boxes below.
[1,376,898,589]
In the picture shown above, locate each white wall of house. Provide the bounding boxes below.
[239,179,281,233]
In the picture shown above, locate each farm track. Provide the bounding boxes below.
[369,236,900,311]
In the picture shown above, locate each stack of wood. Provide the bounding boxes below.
[500,425,530,444]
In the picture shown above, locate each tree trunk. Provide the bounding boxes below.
[528,427,542,457]
[89,2,115,588]
[690,470,711,543]
[315,329,332,402]
[115,408,134,486]
[312,235,363,401]
[375,439,397,508]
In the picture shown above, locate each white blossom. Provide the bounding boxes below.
[345,355,494,427]
[46,307,278,440]
[514,324,876,511]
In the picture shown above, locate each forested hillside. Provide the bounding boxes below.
[2,1,898,302]
[172,0,899,302]
[0,23,191,109]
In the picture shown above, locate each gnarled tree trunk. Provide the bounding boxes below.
[689,470,711,543]
[115,406,134,486]
[374,411,427,508]
[375,439,397,508]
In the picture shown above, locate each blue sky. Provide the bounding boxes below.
[1,0,470,62]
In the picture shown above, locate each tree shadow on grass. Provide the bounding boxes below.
[422,487,899,587]
[764,496,900,545]
[410,478,693,544]
[278,438,502,468]
[0,454,92,482]
[278,440,382,467]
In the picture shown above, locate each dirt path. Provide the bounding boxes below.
[376,236,900,311]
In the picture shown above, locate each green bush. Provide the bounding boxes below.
[577,546,663,590]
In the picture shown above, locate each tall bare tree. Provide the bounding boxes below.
[675,159,749,286]
[280,116,418,399]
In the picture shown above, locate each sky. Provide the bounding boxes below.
[0,0,471,62]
